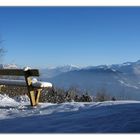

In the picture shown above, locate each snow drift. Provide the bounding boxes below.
[0,94,140,133]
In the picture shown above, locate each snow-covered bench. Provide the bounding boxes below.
[0,67,52,106]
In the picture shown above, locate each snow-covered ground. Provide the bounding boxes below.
[1,94,140,133]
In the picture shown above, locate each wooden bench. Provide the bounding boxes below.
[0,67,52,106]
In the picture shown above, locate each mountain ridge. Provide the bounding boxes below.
[40,60,140,100]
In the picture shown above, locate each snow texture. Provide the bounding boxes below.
[23,66,31,71]
[0,94,140,133]
[0,78,52,88]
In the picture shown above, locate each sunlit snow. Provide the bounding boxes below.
[0,94,140,133]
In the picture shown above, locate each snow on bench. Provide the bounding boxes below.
[0,78,52,88]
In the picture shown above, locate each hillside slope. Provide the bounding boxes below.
[48,68,140,100]
[0,94,140,133]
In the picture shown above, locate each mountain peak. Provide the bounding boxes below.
[0,64,18,69]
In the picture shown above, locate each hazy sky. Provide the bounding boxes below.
[0,7,140,68]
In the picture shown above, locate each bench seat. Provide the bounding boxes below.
[0,79,52,88]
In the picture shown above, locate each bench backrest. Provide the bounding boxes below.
[0,69,39,76]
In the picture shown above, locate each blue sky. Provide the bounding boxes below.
[0,7,140,68]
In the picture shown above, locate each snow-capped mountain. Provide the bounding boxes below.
[40,60,140,78]
[40,65,80,78]
[40,60,140,100]
[0,64,18,69]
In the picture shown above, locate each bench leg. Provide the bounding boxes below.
[29,90,36,106]
[24,75,36,106]
[29,89,42,106]
[35,89,42,105]
[24,72,42,106]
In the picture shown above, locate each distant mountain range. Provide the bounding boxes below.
[40,60,140,100]
[40,65,81,78]
[0,64,18,69]
[2,61,140,100]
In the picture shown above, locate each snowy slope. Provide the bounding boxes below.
[1,94,140,133]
